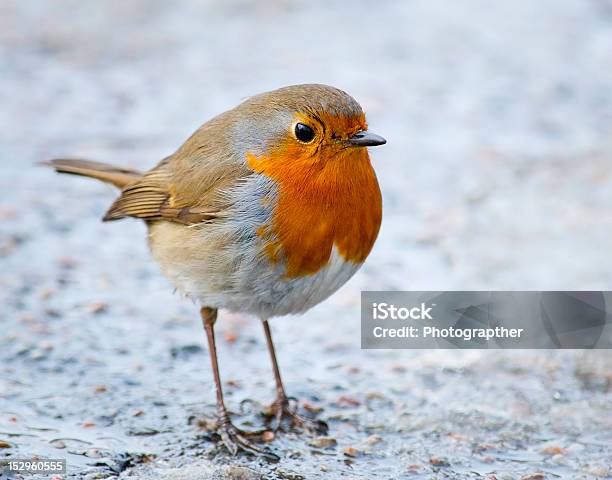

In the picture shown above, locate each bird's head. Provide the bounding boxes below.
[229,84,385,173]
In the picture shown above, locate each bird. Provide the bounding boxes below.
[45,84,385,459]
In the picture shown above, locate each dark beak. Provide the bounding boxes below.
[347,131,387,147]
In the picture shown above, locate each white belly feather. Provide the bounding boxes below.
[147,174,363,318]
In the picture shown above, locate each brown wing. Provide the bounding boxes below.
[103,157,172,221]
[103,116,251,225]
[103,157,220,224]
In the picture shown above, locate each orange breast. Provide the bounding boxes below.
[247,145,382,278]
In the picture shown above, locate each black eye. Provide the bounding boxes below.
[294,123,315,143]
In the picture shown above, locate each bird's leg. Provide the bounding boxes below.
[261,319,328,435]
[201,307,278,460]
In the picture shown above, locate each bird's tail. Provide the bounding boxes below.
[43,159,143,189]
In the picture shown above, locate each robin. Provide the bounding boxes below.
[46,84,385,459]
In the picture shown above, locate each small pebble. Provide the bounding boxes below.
[274,469,304,480]
[448,432,470,442]
[343,446,360,457]
[308,436,337,449]
[540,445,564,455]
[84,472,109,479]
[363,434,383,446]
[0,440,12,448]
[429,456,450,467]
[365,391,384,400]
[474,443,496,452]
[224,465,262,480]
[520,473,545,480]
[336,395,360,407]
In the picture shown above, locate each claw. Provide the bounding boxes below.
[266,396,328,435]
[215,416,279,461]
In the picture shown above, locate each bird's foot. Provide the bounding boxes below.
[265,395,328,435]
[215,415,279,461]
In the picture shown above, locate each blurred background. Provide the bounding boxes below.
[1,1,611,478]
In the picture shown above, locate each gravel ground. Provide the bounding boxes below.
[1,1,612,478]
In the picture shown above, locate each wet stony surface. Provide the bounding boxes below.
[1,1,612,478]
